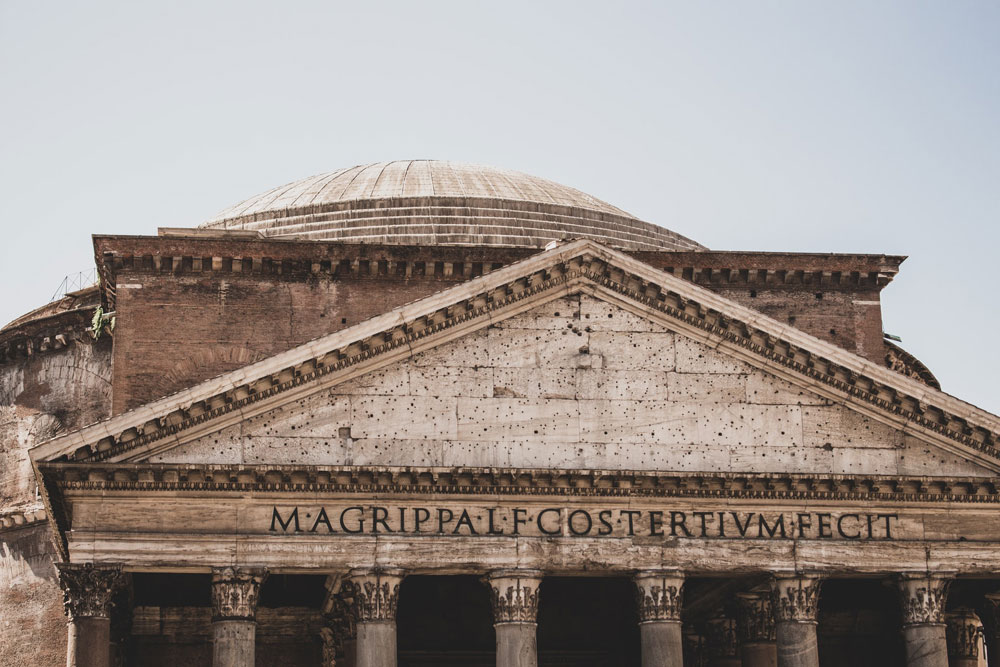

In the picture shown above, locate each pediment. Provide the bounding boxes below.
[30,239,1000,476]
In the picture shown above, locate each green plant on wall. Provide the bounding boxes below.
[91,306,115,340]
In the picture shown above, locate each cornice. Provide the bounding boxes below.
[32,239,1000,470]
[37,463,1000,504]
[0,507,47,533]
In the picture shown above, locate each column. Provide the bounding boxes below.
[346,568,404,667]
[211,566,267,667]
[945,609,981,667]
[770,575,822,667]
[486,569,543,667]
[322,574,357,667]
[897,574,950,667]
[635,570,685,667]
[735,592,777,667]
[705,616,741,667]
[683,628,706,667]
[57,562,130,667]
[982,594,1000,667]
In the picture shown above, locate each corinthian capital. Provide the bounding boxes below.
[736,591,776,643]
[705,616,738,659]
[56,562,130,619]
[946,609,982,659]
[634,570,685,623]
[771,575,822,623]
[346,569,404,623]
[211,566,268,622]
[486,569,543,624]
[898,574,950,627]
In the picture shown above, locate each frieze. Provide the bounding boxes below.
[771,576,822,623]
[57,562,129,619]
[898,575,950,626]
[37,241,998,468]
[211,566,267,622]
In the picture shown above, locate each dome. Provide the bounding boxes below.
[201,161,705,251]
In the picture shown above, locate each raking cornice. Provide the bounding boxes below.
[29,239,1000,471]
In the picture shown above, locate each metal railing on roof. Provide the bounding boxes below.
[50,269,98,302]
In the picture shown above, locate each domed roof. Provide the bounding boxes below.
[201,161,705,252]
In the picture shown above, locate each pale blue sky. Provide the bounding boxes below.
[1,1,997,412]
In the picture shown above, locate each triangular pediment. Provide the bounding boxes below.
[30,239,1000,476]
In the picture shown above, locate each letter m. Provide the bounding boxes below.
[270,506,301,533]
[758,514,786,538]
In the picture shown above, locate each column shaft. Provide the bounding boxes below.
[635,570,685,667]
[770,575,822,667]
[487,569,542,667]
[346,569,404,667]
[57,563,129,667]
[211,566,267,667]
[898,574,950,667]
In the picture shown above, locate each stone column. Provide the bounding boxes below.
[705,616,741,667]
[770,575,822,667]
[322,574,358,667]
[898,574,950,667]
[57,562,130,667]
[945,609,981,667]
[635,570,685,667]
[486,569,543,667]
[981,594,1000,667]
[346,568,404,667]
[683,628,706,667]
[211,566,267,667]
[735,592,777,667]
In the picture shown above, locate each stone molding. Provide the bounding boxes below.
[211,566,268,622]
[56,562,130,619]
[705,616,738,658]
[771,575,822,624]
[945,609,982,659]
[39,462,1000,505]
[486,569,543,625]
[32,239,999,470]
[634,570,685,623]
[735,592,776,643]
[345,569,404,623]
[898,574,951,627]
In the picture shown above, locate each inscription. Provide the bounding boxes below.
[269,506,898,540]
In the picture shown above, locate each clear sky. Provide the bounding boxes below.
[1,1,997,413]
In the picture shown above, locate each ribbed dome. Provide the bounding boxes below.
[202,161,705,251]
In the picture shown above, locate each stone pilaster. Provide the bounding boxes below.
[635,570,685,667]
[211,566,267,667]
[898,574,950,667]
[705,616,740,667]
[770,575,822,667]
[346,569,404,667]
[486,569,543,667]
[945,609,981,667]
[57,562,130,667]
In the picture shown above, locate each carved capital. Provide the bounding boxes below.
[736,591,776,643]
[982,593,1000,643]
[705,616,738,659]
[634,570,684,623]
[898,574,950,627]
[346,569,404,623]
[946,609,982,659]
[771,575,822,624]
[211,566,268,622]
[57,563,130,619]
[682,629,707,667]
[486,569,542,625]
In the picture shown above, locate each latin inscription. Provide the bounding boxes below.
[269,506,899,540]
